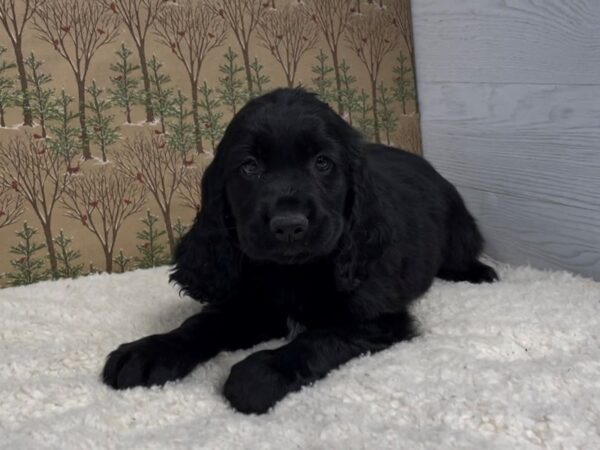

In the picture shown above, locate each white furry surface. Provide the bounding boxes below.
[1,264,599,449]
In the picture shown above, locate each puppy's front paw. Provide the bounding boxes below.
[223,350,296,414]
[102,334,196,390]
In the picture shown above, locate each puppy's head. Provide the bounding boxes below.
[172,89,384,302]
[220,89,355,264]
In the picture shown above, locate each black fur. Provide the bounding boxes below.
[102,88,498,414]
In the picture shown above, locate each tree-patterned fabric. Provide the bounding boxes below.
[0,0,420,288]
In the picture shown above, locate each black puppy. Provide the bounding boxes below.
[103,88,498,414]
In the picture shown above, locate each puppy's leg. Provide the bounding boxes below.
[102,306,286,390]
[223,310,417,414]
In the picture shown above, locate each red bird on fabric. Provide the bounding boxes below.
[67,163,80,174]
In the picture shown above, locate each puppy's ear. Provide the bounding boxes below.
[170,155,241,304]
[334,140,390,293]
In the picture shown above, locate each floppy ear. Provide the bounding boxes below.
[333,134,391,293]
[170,154,242,305]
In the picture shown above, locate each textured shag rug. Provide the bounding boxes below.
[1,263,599,449]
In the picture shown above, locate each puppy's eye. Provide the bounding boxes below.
[315,155,333,172]
[240,158,259,176]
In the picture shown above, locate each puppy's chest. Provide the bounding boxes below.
[272,285,346,331]
[251,264,344,328]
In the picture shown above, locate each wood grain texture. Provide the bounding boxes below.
[412,1,600,279]
[412,0,600,84]
[422,84,600,210]
[459,186,600,279]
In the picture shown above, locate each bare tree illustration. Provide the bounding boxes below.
[0,0,44,127]
[0,179,24,228]
[0,135,69,275]
[178,165,204,212]
[388,0,419,113]
[346,7,396,143]
[154,0,227,154]
[258,4,318,88]
[306,0,353,114]
[117,134,186,257]
[62,168,145,273]
[101,0,168,123]
[34,0,120,160]
[210,0,265,95]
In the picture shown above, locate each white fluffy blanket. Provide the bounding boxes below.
[1,263,599,449]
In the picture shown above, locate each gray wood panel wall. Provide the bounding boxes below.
[411,0,600,280]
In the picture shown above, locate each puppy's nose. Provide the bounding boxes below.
[270,214,308,243]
